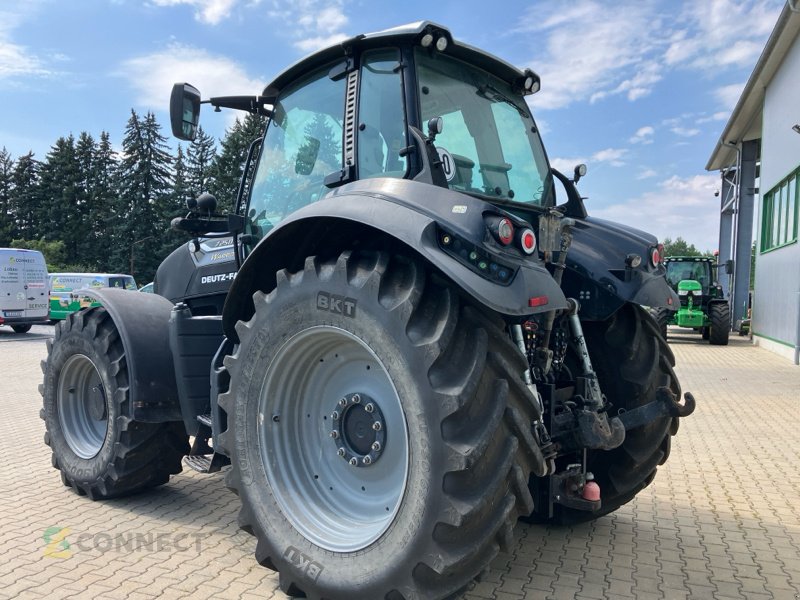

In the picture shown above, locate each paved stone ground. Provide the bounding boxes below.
[0,324,798,599]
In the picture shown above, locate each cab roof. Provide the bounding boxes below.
[263,21,533,98]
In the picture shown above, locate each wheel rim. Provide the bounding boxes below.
[259,326,409,552]
[57,354,108,459]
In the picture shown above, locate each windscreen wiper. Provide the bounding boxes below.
[476,84,528,117]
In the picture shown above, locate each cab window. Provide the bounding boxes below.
[357,49,408,179]
[247,65,345,244]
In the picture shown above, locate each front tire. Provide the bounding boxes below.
[552,304,681,524]
[41,308,188,499]
[709,302,730,345]
[219,251,544,600]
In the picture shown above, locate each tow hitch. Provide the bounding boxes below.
[617,387,696,430]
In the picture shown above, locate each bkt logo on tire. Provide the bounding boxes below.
[316,292,357,318]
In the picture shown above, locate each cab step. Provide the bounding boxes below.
[183,452,230,474]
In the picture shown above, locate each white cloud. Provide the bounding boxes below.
[715,82,746,111]
[262,1,350,53]
[637,168,658,180]
[665,1,779,70]
[592,173,721,250]
[630,126,655,144]
[671,126,701,137]
[149,0,237,25]
[550,147,628,173]
[523,1,665,110]
[521,0,781,111]
[118,43,263,109]
[0,5,53,81]
[696,111,730,124]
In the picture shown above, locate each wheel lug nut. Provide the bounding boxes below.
[339,398,347,407]
[365,403,374,413]
[330,430,339,439]
[331,410,340,421]
[352,394,361,404]
[337,448,346,457]
[372,421,382,431]
[363,456,372,465]
[349,457,358,466]
[371,441,381,452]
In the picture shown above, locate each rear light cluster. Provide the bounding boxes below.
[650,243,664,267]
[438,227,517,285]
[485,215,537,255]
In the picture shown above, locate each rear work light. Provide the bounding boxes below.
[519,228,536,255]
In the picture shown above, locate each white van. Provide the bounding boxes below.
[0,248,50,333]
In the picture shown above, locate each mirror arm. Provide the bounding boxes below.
[204,95,275,116]
[551,168,588,219]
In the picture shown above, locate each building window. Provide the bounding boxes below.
[761,167,798,252]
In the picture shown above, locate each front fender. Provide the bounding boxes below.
[223,178,568,340]
[79,288,182,422]
[561,216,679,320]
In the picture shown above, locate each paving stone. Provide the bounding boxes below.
[2,327,799,599]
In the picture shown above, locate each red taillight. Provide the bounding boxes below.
[650,244,663,266]
[520,228,536,255]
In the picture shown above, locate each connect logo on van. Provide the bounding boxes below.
[9,256,36,264]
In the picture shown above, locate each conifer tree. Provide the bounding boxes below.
[0,148,14,245]
[113,110,174,281]
[186,125,216,200]
[10,152,40,242]
[209,114,266,213]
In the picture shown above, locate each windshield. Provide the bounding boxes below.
[665,261,711,293]
[415,49,552,206]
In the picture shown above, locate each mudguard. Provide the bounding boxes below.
[223,178,569,340]
[78,288,182,423]
[560,216,680,320]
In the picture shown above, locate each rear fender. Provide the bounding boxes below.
[78,289,182,423]
[223,178,568,340]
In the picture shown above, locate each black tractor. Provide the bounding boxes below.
[41,23,694,600]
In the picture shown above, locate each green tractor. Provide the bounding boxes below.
[651,256,730,345]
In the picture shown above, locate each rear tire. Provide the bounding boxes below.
[709,303,730,345]
[219,251,544,600]
[11,324,32,333]
[41,307,189,499]
[551,304,681,524]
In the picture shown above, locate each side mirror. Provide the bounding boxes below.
[170,83,201,141]
[724,259,734,275]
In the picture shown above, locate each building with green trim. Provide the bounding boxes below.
[707,2,800,365]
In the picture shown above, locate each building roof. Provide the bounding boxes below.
[706,3,800,171]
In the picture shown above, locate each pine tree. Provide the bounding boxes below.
[88,132,118,270]
[0,148,14,245]
[10,152,40,241]
[209,114,267,213]
[186,125,216,200]
[113,110,174,281]
[38,135,84,265]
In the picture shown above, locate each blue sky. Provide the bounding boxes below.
[0,0,785,251]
